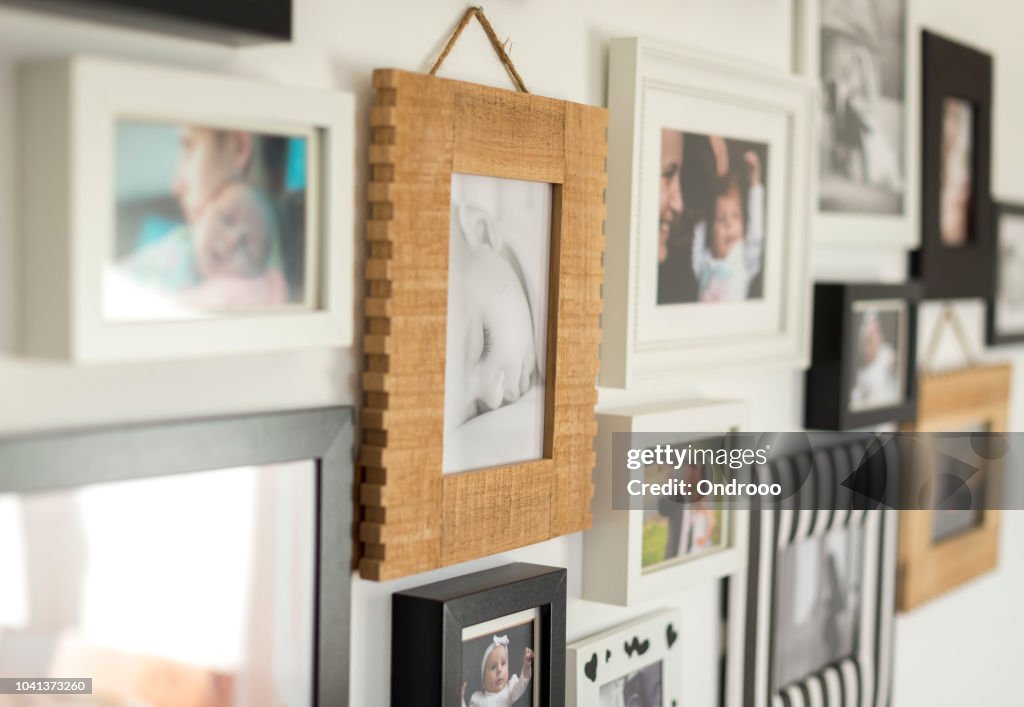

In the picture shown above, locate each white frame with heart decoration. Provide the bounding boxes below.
[567,608,682,707]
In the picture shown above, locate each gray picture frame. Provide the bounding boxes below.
[0,406,353,707]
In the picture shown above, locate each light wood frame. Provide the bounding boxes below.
[601,38,815,388]
[360,69,607,581]
[897,364,1009,611]
[584,400,750,606]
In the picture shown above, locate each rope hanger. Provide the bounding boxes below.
[921,302,980,372]
[428,6,530,94]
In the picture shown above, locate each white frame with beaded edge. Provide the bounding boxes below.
[18,55,353,362]
[794,0,921,249]
[745,439,898,707]
[584,399,750,607]
[601,38,814,388]
[567,609,682,707]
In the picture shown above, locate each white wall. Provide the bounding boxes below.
[1,1,1023,705]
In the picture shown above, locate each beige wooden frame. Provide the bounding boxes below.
[359,69,606,581]
[897,364,1010,610]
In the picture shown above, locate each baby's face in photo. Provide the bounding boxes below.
[483,645,510,693]
[194,182,272,280]
[860,317,882,363]
[712,191,744,259]
[447,227,538,426]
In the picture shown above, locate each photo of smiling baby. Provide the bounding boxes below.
[461,618,537,707]
[442,173,553,475]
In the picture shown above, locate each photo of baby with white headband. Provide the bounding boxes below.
[848,301,906,413]
[461,615,537,707]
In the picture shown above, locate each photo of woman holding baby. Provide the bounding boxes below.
[107,120,313,320]
[656,128,769,305]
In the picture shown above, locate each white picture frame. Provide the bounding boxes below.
[795,0,921,249]
[745,439,897,707]
[18,56,354,362]
[601,38,814,388]
[567,608,682,707]
[584,400,749,607]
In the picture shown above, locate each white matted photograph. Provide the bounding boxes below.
[657,129,768,304]
[443,173,553,475]
[18,56,353,362]
[818,0,905,215]
[108,120,317,320]
[460,609,540,707]
[772,526,864,693]
[847,300,906,413]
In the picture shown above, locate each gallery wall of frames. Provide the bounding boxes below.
[2,1,1024,706]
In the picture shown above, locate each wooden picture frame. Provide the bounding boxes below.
[567,609,682,707]
[794,0,920,249]
[897,365,1009,611]
[911,31,994,299]
[601,38,815,388]
[805,282,921,430]
[360,69,606,580]
[1,0,291,44]
[0,407,354,706]
[391,563,566,707]
[18,56,354,363]
[584,400,750,606]
[987,202,1024,345]
[745,437,897,707]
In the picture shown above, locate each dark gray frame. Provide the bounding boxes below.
[392,563,566,707]
[0,406,353,707]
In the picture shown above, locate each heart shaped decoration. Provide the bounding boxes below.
[584,653,598,683]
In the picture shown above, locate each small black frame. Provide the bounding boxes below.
[911,30,993,299]
[1,0,291,44]
[392,563,566,707]
[805,282,921,430]
[0,406,353,707]
[987,201,1024,346]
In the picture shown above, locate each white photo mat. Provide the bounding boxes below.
[584,400,749,607]
[19,56,354,362]
[794,0,921,249]
[602,38,814,388]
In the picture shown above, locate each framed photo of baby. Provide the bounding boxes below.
[391,563,566,707]
[361,69,606,580]
[912,31,993,299]
[805,283,920,430]
[602,38,814,388]
[18,56,354,362]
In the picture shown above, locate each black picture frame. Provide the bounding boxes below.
[1,0,291,44]
[987,201,1024,346]
[911,30,993,299]
[0,406,353,707]
[392,563,567,707]
[806,282,921,430]
[744,437,898,707]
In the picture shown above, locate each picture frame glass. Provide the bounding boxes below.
[442,173,554,475]
[994,211,1024,337]
[818,0,906,215]
[847,299,907,413]
[598,659,663,707]
[461,608,541,706]
[771,525,864,692]
[640,439,731,573]
[939,97,976,247]
[106,119,321,321]
[0,460,318,705]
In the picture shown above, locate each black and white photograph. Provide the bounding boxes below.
[931,423,990,543]
[940,98,976,247]
[461,611,538,707]
[657,128,769,305]
[598,660,663,707]
[819,0,905,214]
[848,300,905,413]
[443,173,553,474]
[993,208,1024,339]
[772,526,864,692]
[106,120,315,321]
